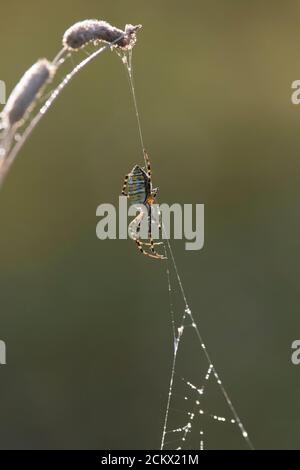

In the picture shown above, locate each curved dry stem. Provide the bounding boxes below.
[0,23,142,189]
[0,44,108,188]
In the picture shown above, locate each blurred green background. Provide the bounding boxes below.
[0,0,300,450]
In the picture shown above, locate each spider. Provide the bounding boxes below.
[121,149,166,260]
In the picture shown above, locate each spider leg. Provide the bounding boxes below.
[143,149,152,180]
[158,205,162,232]
[121,173,129,196]
[147,209,166,259]
[142,242,163,246]
[151,204,162,232]
[137,246,167,259]
[129,211,166,260]
[149,204,163,243]
[136,238,166,259]
[135,219,164,259]
[147,237,167,259]
[148,206,152,240]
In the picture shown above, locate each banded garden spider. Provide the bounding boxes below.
[121,150,166,260]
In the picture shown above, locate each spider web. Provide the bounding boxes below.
[119,48,254,451]
[160,242,253,450]
[1,34,254,449]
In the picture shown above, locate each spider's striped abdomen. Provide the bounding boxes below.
[127,165,149,206]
